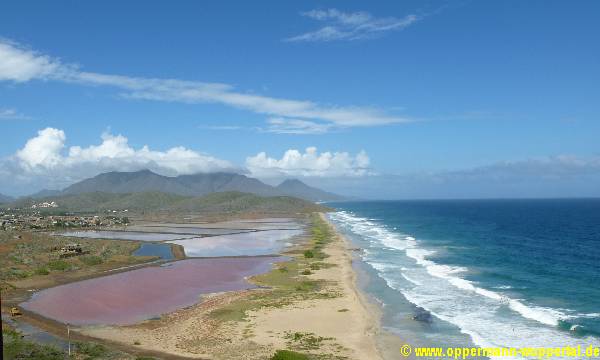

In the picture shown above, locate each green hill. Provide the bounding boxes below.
[4,191,328,215]
[171,191,326,213]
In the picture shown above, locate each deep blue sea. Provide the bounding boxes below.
[327,199,600,357]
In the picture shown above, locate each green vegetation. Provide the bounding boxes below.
[79,255,103,266]
[303,250,314,258]
[47,259,72,271]
[2,328,132,360]
[75,342,108,359]
[284,332,334,351]
[2,328,63,360]
[0,231,147,285]
[5,191,329,215]
[210,214,337,323]
[271,349,311,360]
[34,267,50,275]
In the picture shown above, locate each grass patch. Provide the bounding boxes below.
[80,255,103,266]
[271,349,311,360]
[34,267,50,275]
[47,259,72,271]
[303,250,314,258]
[284,331,334,351]
[75,341,108,358]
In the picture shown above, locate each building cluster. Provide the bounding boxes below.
[30,201,59,209]
[0,213,129,231]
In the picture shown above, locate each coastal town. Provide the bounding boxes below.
[0,211,130,231]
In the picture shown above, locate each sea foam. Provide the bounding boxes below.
[328,211,600,359]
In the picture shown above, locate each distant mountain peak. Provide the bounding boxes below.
[276,178,345,202]
[279,178,305,186]
[48,170,346,202]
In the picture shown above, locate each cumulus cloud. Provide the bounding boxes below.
[286,9,420,42]
[0,39,410,132]
[6,127,236,190]
[246,147,372,177]
[16,128,66,170]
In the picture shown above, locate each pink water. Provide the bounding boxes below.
[22,257,280,325]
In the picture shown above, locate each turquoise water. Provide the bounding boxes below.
[328,199,600,358]
[133,243,174,260]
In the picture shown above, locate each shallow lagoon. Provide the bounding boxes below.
[170,229,304,257]
[128,225,256,236]
[21,257,281,325]
[58,230,195,242]
[133,243,174,260]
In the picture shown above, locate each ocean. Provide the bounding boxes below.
[327,199,600,358]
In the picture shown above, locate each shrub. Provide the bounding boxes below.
[295,281,317,292]
[3,328,63,360]
[35,267,50,275]
[301,269,312,275]
[10,268,31,279]
[271,349,310,360]
[76,342,107,358]
[47,260,71,271]
[303,250,314,259]
[80,255,103,266]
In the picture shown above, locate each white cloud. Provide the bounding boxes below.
[0,107,29,120]
[11,127,236,183]
[0,40,65,82]
[0,39,411,132]
[265,117,333,134]
[287,9,420,42]
[246,147,372,177]
[16,128,66,170]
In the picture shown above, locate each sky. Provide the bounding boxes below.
[1,0,599,198]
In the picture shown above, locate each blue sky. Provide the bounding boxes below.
[1,0,599,198]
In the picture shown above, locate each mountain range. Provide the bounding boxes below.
[30,170,345,202]
[0,193,14,203]
[6,191,328,214]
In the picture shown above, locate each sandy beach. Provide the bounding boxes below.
[80,213,384,359]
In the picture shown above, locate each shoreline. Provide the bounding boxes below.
[322,212,407,360]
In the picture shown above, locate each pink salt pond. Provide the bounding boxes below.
[21,257,281,326]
